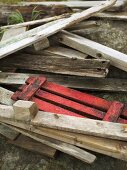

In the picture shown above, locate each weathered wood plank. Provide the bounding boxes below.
[0,102,127,141]
[22,1,125,11]
[1,14,68,30]
[0,53,109,77]
[94,12,127,20]
[0,123,19,140]
[8,124,96,164]
[0,0,116,59]
[8,134,57,158]
[44,46,88,59]
[1,112,127,161]
[1,72,127,92]
[58,31,127,72]
[0,4,72,24]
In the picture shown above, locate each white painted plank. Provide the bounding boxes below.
[58,31,127,72]
[0,0,116,59]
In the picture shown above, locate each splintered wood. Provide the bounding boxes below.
[1,0,127,165]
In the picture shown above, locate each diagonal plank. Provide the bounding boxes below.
[0,0,116,59]
[58,31,127,72]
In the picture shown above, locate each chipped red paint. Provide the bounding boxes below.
[11,76,127,123]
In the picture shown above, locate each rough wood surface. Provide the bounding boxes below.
[22,1,125,11]
[8,125,96,164]
[58,31,127,72]
[1,72,127,92]
[94,12,127,20]
[0,102,127,141]
[8,134,57,158]
[0,4,72,24]
[44,46,88,59]
[0,0,116,59]
[1,14,68,30]
[0,53,109,77]
[1,114,127,161]
[0,123,19,140]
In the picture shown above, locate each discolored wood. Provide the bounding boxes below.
[0,53,110,77]
[1,72,127,92]
[8,134,57,158]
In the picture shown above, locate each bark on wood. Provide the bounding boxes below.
[0,0,116,59]
[58,31,127,72]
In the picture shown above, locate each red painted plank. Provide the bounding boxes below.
[103,101,124,122]
[117,118,127,124]
[40,81,111,111]
[18,77,46,100]
[36,89,105,119]
[32,97,84,118]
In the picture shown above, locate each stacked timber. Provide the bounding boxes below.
[0,0,127,164]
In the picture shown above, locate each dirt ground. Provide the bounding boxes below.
[0,20,127,170]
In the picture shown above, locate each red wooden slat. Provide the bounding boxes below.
[103,101,124,122]
[41,81,111,111]
[18,77,46,100]
[117,118,127,124]
[36,89,105,119]
[32,97,84,118]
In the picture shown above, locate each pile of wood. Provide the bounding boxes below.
[0,0,127,164]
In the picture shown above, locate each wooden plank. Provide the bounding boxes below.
[58,31,127,72]
[1,72,127,92]
[8,134,57,158]
[67,21,99,31]
[0,102,127,141]
[0,87,14,105]
[44,46,88,59]
[0,53,109,77]
[2,116,127,161]
[22,1,125,11]
[0,123,19,140]
[32,111,127,141]
[94,12,127,21]
[1,14,69,30]
[0,4,72,24]
[8,124,96,164]
[0,0,116,59]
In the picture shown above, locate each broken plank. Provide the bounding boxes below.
[0,53,109,77]
[1,72,127,92]
[58,31,127,72]
[0,87,14,105]
[8,134,57,158]
[0,0,116,59]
